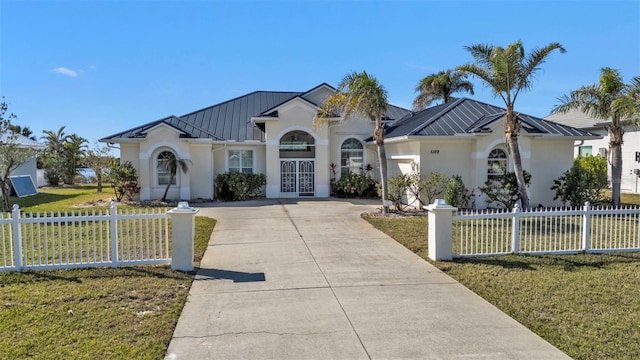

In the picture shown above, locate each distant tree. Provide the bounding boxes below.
[551,156,608,207]
[0,99,39,212]
[7,124,36,141]
[457,40,566,209]
[62,134,87,184]
[316,71,391,213]
[413,70,474,110]
[41,126,69,154]
[551,68,632,206]
[84,144,114,192]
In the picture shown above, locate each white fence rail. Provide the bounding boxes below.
[0,203,171,272]
[451,203,640,258]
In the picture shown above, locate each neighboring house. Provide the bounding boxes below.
[0,132,42,189]
[101,83,598,208]
[546,109,640,194]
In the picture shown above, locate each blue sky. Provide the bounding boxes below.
[1,0,638,147]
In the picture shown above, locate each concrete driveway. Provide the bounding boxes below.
[165,199,570,360]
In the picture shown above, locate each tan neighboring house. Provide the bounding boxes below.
[101,83,598,208]
[546,109,640,194]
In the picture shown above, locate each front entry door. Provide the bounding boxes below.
[280,160,315,196]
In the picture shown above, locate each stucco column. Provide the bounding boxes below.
[139,155,151,200]
[167,202,199,271]
[425,199,457,261]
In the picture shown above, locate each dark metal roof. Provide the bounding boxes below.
[101,84,411,143]
[385,98,598,138]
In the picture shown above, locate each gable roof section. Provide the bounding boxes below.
[0,132,44,148]
[101,84,412,143]
[385,98,597,139]
[545,109,610,129]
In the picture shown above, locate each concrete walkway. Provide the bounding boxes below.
[165,199,570,360]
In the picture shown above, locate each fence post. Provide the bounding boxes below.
[511,204,521,254]
[110,201,118,268]
[425,199,457,261]
[11,204,22,271]
[582,201,591,252]
[167,202,199,271]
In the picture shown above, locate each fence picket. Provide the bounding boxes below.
[452,203,640,258]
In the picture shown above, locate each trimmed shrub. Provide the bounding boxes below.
[215,172,266,201]
[479,171,532,209]
[334,172,377,198]
[444,175,471,208]
[387,174,412,210]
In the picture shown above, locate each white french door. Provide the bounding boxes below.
[280,160,315,196]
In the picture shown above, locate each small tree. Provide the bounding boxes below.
[109,160,139,201]
[444,175,471,208]
[551,156,608,207]
[479,171,532,209]
[414,172,450,207]
[387,174,412,211]
[84,144,114,192]
[62,134,87,185]
[0,99,39,212]
[158,152,191,202]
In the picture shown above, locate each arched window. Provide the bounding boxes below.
[341,138,364,175]
[487,148,507,180]
[279,131,315,159]
[157,151,176,185]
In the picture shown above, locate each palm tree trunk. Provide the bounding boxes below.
[506,135,530,208]
[377,143,389,213]
[96,173,102,193]
[162,175,174,202]
[504,107,530,209]
[374,121,389,214]
[609,120,624,207]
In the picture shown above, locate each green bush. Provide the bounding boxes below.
[551,155,608,206]
[386,174,411,210]
[444,174,471,208]
[215,172,266,201]
[334,172,377,198]
[479,171,532,209]
[412,172,449,207]
[108,160,140,201]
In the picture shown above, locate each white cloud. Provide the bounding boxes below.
[51,67,78,77]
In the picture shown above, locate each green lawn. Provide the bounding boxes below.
[365,215,640,360]
[0,185,217,359]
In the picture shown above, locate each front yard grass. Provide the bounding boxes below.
[365,215,640,360]
[0,185,217,359]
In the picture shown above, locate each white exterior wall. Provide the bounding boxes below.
[529,140,574,207]
[264,99,331,198]
[329,118,375,180]
[12,158,38,188]
[189,143,214,200]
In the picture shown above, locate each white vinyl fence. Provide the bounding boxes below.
[451,203,640,258]
[0,203,171,272]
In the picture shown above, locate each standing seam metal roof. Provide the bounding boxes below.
[384,98,597,138]
[101,85,412,142]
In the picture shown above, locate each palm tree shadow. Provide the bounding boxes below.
[196,268,266,283]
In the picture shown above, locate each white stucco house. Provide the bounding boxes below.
[546,109,640,193]
[101,83,599,208]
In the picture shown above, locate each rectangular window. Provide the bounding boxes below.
[157,159,175,185]
[229,150,253,174]
[579,146,593,157]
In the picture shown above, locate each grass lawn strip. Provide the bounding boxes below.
[0,185,216,359]
[365,215,640,360]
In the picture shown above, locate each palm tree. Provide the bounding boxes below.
[413,70,474,110]
[41,126,69,155]
[457,40,566,208]
[613,76,640,122]
[316,71,391,212]
[63,134,88,184]
[160,152,191,202]
[552,68,632,206]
